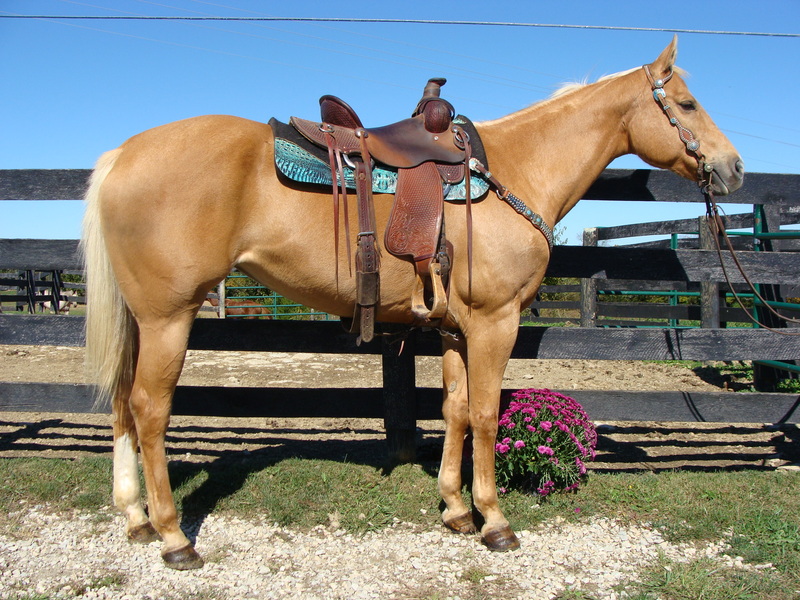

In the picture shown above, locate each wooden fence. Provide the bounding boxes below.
[528,205,800,329]
[527,177,800,392]
[2,168,800,460]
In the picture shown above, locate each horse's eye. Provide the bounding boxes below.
[678,100,697,112]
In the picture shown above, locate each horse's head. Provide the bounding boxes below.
[627,36,744,196]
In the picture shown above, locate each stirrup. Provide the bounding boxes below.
[410,262,448,322]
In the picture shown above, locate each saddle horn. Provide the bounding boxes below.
[413,78,454,134]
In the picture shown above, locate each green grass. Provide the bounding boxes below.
[0,456,111,511]
[777,378,800,393]
[618,555,790,600]
[186,458,442,532]
[1,457,798,598]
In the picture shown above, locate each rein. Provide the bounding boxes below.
[703,191,800,334]
[644,65,800,334]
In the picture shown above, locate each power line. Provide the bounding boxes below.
[1,14,798,38]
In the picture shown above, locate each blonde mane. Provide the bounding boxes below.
[484,67,648,126]
[551,65,688,99]
[551,67,640,99]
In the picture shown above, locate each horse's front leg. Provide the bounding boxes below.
[438,334,477,534]
[465,316,521,552]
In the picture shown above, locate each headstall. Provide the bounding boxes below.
[643,65,800,333]
[643,64,716,192]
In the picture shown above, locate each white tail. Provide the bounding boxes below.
[80,149,137,409]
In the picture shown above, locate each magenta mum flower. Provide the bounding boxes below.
[495,389,597,494]
[536,480,556,496]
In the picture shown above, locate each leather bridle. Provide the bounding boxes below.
[643,65,800,333]
[643,64,715,192]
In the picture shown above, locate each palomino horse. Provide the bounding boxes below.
[81,37,743,569]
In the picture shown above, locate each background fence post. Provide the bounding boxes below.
[381,329,418,464]
[698,216,721,329]
[580,227,599,328]
[217,280,226,319]
[753,204,788,391]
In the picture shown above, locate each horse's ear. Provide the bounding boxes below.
[650,35,678,77]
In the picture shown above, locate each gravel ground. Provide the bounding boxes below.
[0,504,744,600]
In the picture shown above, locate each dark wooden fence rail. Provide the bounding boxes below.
[2,169,800,460]
[549,218,800,328]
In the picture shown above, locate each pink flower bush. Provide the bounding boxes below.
[495,389,597,496]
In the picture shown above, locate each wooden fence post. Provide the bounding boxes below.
[381,329,418,463]
[217,280,226,319]
[16,270,31,313]
[580,228,599,327]
[753,204,788,391]
[698,216,721,329]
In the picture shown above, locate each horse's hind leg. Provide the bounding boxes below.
[112,374,160,544]
[127,313,203,570]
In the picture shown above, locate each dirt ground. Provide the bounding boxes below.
[1,344,736,391]
[1,344,799,471]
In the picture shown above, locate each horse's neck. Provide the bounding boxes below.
[476,75,634,225]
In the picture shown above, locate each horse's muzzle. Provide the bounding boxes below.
[710,158,745,196]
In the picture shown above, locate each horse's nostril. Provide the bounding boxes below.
[735,159,745,176]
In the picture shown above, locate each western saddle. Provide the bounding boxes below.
[289,78,475,343]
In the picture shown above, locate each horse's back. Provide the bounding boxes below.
[108,114,273,188]
[120,114,270,146]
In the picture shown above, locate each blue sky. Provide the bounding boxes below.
[1,0,798,244]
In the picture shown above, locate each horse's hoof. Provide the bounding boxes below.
[162,544,204,570]
[481,526,521,552]
[443,512,477,535]
[127,522,161,544]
